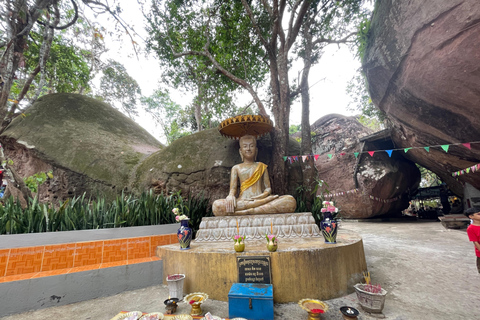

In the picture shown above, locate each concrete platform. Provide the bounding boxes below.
[3,221,479,320]
[157,229,367,303]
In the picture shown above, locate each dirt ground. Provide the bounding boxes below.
[1,220,479,320]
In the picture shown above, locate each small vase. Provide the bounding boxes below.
[177,219,193,250]
[307,311,322,320]
[234,241,245,252]
[321,213,338,244]
[267,240,277,252]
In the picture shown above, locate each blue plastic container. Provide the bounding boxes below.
[228,283,274,320]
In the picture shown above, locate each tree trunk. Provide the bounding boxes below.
[300,22,318,206]
[269,50,290,195]
[194,85,203,132]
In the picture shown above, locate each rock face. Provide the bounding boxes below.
[312,115,420,218]
[363,0,480,196]
[132,128,303,202]
[0,93,162,203]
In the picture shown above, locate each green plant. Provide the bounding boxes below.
[0,190,211,235]
[24,171,53,193]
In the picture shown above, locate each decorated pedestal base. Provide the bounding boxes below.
[157,214,367,303]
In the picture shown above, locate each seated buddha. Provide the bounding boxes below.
[212,134,296,216]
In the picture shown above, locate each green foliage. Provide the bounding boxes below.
[23,171,53,193]
[289,124,301,135]
[98,60,141,118]
[346,71,385,124]
[145,0,269,125]
[141,89,191,144]
[0,190,211,237]
[22,33,92,94]
[295,179,335,227]
[357,17,372,62]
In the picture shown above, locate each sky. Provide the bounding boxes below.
[98,2,362,143]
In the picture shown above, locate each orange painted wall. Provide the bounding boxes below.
[0,234,176,283]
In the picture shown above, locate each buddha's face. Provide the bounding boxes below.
[239,136,257,161]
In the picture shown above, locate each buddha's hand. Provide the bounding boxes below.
[226,195,236,213]
[251,191,271,200]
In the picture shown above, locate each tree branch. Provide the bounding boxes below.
[286,0,310,51]
[37,0,79,30]
[312,31,357,47]
[171,45,268,117]
[240,0,269,49]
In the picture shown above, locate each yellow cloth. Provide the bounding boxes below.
[239,162,267,196]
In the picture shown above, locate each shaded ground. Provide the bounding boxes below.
[1,220,478,320]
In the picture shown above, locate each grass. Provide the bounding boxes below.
[0,190,211,238]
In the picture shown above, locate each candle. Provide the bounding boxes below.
[236,219,239,234]
[271,221,273,234]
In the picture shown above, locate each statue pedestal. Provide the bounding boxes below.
[157,219,367,303]
[195,212,321,242]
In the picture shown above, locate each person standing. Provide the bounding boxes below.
[465,207,480,274]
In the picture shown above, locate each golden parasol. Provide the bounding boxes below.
[218,115,273,139]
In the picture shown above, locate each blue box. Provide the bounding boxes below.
[228,283,274,320]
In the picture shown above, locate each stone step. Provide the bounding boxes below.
[194,212,321,242]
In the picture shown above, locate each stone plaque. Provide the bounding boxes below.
[237,256,271,284]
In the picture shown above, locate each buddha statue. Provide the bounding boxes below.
[212,134,296,216]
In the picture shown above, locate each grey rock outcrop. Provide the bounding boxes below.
[363,0,480,196]
[0,93,162,203]
[132,128,303,202]
[312,115,420,218]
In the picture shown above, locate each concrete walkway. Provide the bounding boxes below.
[1,220,478,320]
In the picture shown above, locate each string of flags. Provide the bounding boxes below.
[369,195,401,203]
[319,187,402,204]
[322,188,359,198]
[452,163,480,177]
[283,141,479,163]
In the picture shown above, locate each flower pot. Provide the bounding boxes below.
[166,274,185,300]
[267,240,277,252]
[177,219,193,250]
[320,214,338,244]
[354,283,387,313]
[234,241,245,252]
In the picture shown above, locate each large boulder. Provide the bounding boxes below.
[312,115,420,218]
[363,0,480,196]
[132,128,302,202]
[0,93,162,203]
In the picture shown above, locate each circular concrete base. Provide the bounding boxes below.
[157,229,367,303]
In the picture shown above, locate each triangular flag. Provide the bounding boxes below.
[404,148,412,153]
[314,155,319,161]
[424,147,430,152]
[293,156,298,162]
[462,143,471,149]
[340,152,346,156]
[327,154,332,159]
[441,145,449,152]
[368,151,375,157]
[283,156,287,161]
[354,152,359,158]
[467,168,470,173]
[302,156,307,162]
[386,150,393,157]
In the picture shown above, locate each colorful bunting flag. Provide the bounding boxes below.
[283,156,287,161]
[327,154,332,159]
[424,147,430,152]
[368,151,375,157]
[386,150,393,157]
[354,152,359,158]
[302,156,307,162]
[441,145,449,152]
[463,143,471,149]
[404,148,412,153]
[314,155,319,161]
